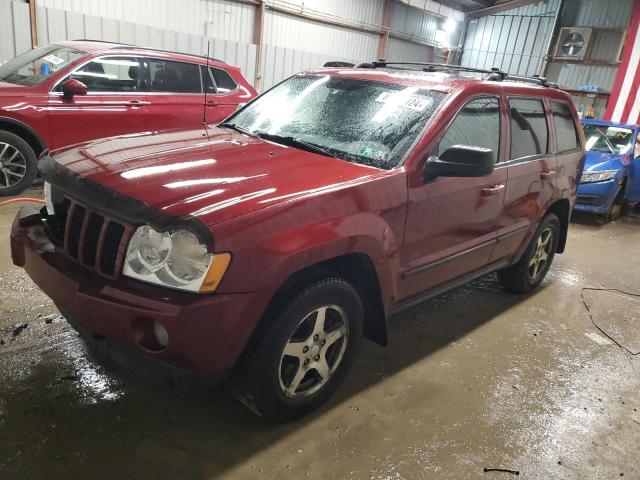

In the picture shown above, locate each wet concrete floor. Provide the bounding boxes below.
[1,187,640,479]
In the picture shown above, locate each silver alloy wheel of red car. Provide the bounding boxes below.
[528,226,554,281]
[0,142,27,189]
[278,304,349,398]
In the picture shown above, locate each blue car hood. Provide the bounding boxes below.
[583,151,628,172]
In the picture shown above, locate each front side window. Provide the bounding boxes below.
[224,74,445,169]
[66,56,142,92]
[550,101,580,152]
[0,46,85,86]
[438,97,501,163]
[583,124,634,154]
[148,59,201,93]
[509,98,548,160]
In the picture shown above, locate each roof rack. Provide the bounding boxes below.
[72,39,226,64]
[353,60,558,88]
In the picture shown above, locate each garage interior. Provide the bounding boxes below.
[1,0,640,479]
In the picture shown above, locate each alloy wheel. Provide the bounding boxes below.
[278,305,349,398]
[528,226,554,281]
[0,142,27,189]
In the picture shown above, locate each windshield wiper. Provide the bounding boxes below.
[255,132,336,158]
[218,122,256,137]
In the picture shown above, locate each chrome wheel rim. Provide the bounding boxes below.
[278,305,349,398]
[0,142,27,189]
[529,227,554,281]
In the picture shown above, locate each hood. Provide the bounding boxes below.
[583,150,628,172]
[0,81,27,93]
[48,126,381,227]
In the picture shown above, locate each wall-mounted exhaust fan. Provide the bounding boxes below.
[554,27,592,60]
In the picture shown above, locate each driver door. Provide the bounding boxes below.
[399,96,507,300]
[47,56,149,150]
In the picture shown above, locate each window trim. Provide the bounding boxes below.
[145,56,204,94]
[507,96,550,161]
[436,94,502,165]
[549,99,582,154]
[49,54,146,95]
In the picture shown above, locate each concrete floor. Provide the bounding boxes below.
[1,187,640,479]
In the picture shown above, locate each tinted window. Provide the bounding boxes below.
[509,98,548,159]
[201,65,216,93]
[438,97,500,163]
[148,59,201,93]
[68,57,142,92]
[551,101,580,152]
[211,67,237,93]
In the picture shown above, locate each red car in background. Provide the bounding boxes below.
[0,40,257,196]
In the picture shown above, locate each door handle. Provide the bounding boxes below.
[128,100,149,106]
[481,184,505,196]
[540,170,556,180]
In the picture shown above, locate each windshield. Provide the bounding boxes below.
[224,74,445,169]
[583,124,634,154]
[0,45,85,86]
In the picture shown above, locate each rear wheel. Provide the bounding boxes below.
[0,131,37,197]
[498,213,560,293]
[230,278,363,422]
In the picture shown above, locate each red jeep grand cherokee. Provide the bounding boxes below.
[11,62,585,420]
[0,40,256,196]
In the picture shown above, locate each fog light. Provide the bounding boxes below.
[153,321,169,348]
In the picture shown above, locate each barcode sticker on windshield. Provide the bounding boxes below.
[43,54,65,66]
[375,92,431,112]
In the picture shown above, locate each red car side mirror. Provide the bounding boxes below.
[61,79,88,99]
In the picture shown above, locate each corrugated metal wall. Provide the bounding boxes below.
[34,5,258,86]
[461,0,561,76]
[0,0,32,64]
[391,0,462,48]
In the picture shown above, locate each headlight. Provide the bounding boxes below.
[580,170,618,184]
[123,225,231,293]
[44,181,54,215]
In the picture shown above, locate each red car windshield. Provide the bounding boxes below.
[0,45,85,86]
[224,74,445,169]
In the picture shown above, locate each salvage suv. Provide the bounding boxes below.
[11,62,585,421]
[0,40,256,196]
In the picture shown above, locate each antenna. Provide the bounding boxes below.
[202,39,211,125]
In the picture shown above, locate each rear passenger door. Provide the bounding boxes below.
[491,98,556,262]
[144,57,204,132]
[202,65,244,123]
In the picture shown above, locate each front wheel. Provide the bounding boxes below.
[0,131,38,197]
[498,213,560,293]
[230,278,363,422]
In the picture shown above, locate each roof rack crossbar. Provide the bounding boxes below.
[353,60,558,89]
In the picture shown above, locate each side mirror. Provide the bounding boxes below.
[61,79,88,99]
[424,145,495,181]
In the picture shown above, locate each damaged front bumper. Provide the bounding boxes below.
[10,206,256,380]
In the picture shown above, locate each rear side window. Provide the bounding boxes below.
[148,59,202,93]
[438,97,501,163]
[211,67,237,93]
[550,101,580,152]
[68,56,142,92]
[509,98,548,159]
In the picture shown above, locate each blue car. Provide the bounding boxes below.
[576,119,640,219]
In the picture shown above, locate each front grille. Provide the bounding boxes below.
[576,195,597,205]
[61,201,132,278]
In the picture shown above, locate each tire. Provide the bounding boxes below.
[606,180,627,221]
[498,213,560,294]
[230,278,364,422]
[0,131,37,197]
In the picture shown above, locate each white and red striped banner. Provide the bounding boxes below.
[604,0,640,124]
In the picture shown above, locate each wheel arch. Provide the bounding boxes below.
[0,117,46,156]
[545,198,570,253]
[242,252,389,365]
